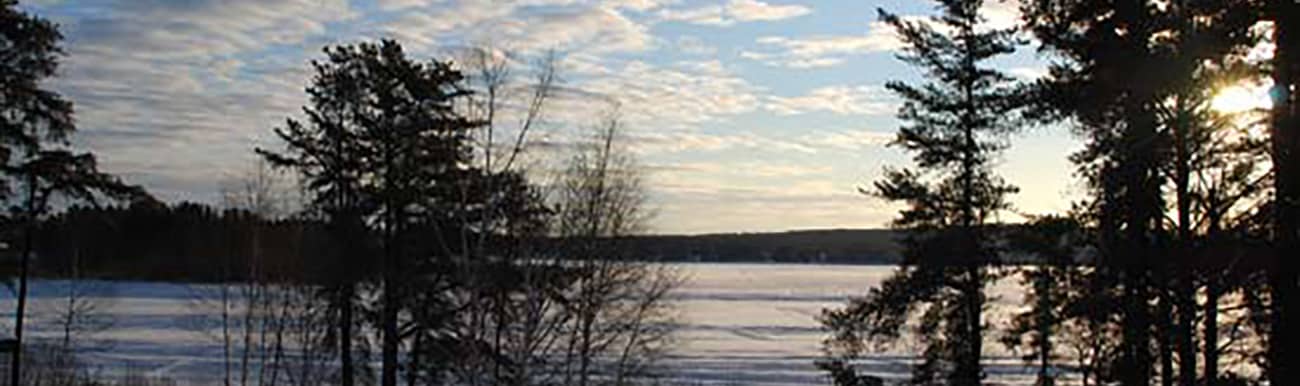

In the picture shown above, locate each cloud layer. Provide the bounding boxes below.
[21,0,1067,234]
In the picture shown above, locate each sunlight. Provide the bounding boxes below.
[1211,83,1273,114]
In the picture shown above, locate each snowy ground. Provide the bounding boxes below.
[664,263,1038,386]
[0,263,1048,385]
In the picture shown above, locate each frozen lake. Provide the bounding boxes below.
[0,263,1042,385]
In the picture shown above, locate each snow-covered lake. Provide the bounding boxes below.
[0,263,1043,385]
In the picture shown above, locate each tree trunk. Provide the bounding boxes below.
[1204,277,1219,386]
[1172,94,1196,386]
[340,285,355,386]
[956,265,983,386]
[1035,269,1055,386]
[407,333,420,386]
[1122,269,1154,386]
[382,276,398,386]
[1270,1,1299,385]
[10,185,35,386]
[1175,274,1195,386]
[1159,288,1175,386]
[381,209,401,386]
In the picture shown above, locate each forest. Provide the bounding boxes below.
[31,209,900,278]
[1,0,1298,385]
[818,1,1297,386]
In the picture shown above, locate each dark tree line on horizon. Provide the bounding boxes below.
[820,1,1297,386]
[27,209,906,278]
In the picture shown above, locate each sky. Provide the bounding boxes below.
[20,0,1087,235]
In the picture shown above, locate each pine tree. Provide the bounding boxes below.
[1,2,144,383]
[819,1,1022,384]
[260,40,491,386]
[1024,2,1262,384]
[1001,216,1087,386]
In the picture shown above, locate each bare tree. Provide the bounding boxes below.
[38,256,115,354]
[440,45,565,386]
[550,109,679,386]
[24,243,117,386]
[188,160,326,386]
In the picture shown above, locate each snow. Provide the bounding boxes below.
[0,264,1047,385]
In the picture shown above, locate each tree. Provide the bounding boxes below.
[1156,7,1262,385]
[819,1,1023,384]
[261,39,536,386]
[445,46,560,386]
[189,160,310,386]
[1,2,144,384]
[259,42,374,386]
[1001,216,1088,386]
[1023,2,1174,381]
[1266,1,1299,384]
[549,110,679,386]
[31,243,116,386]
[1161,58,1269,386]
[1023,1,1262,384]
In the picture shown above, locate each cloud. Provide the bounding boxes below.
[651,161,830,177]
[741,5,1016,70]
[675,36,718,55]
[799,129,894,151]
[502,6,655,53]
[37,0,665,206]
[65,0,355,60]
[979,0,1021,30]
[382,1,655,54]
[28,0,361,201]
[648,172,892,233]
[726,0,810,21]
[764,85,896,116]
[23,0,937,234]
[603,0,673,12]
[379,0,673,12]
[376,0,430,11]
[561,60,761,127]
[741,20,900,68]
[620,130,814,155]
[381,2,517,49]
[658,0,810,26]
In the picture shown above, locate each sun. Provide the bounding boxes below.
[1211,83,1273,114]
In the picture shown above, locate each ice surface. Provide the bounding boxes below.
[0,264,1047,385]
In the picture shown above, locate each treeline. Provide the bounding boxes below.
[821,1,1295,386]
[623,229,900,264]
[31,213,905,278]
[32,202,316,282]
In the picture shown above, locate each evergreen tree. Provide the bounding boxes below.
[1,1,144,383]
[1158,7,1260,386]
[819,1,1022,384]
[260,40,485,386]
[1001,216,1088,386]
[1023,1,1261,384]
[260,40,547,386]
[260,43,372,386]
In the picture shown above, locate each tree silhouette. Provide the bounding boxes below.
[1000,215,1088,386]
[1024,3,1175,384]
[1,1,145,384]
[1023,1,1264,384]
[260,40,550,386]
[1266,1,1300,385]
[819,1,1023,384]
